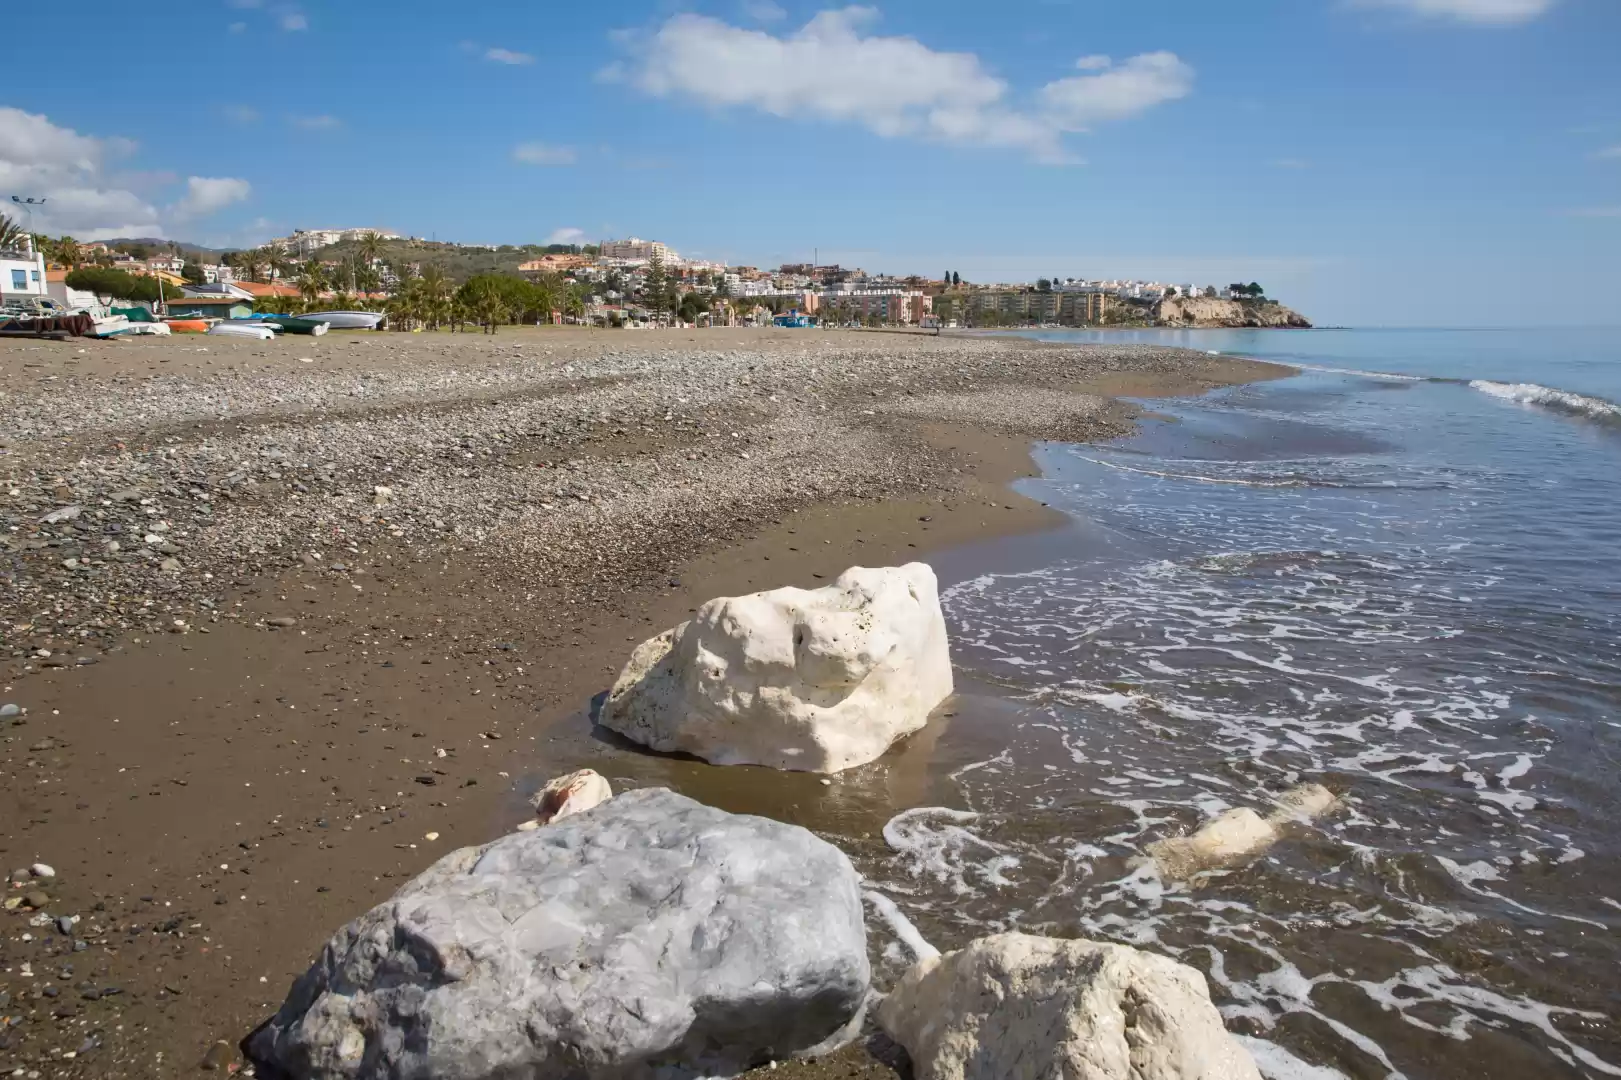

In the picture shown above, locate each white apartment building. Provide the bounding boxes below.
[600,236,678,263]
[0,238,46,300]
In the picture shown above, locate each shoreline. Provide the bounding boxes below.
[0,328,1293,1077]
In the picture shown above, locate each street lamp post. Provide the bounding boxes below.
[9,196,47,254]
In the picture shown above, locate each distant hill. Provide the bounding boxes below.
[100,238,232,262]
[308,237,588,284]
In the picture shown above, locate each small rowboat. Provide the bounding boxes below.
[164,319,210,334]
[261,316,331,336]
[301,310,385,330]
[208,322,276,340]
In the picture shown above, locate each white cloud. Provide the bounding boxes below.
[547,227,587,244]
[742,0,788,20]
[229,21,247,33]
[289,114,342,130]
[609,9,1189,162]
[513,142,578,165]
[226,0,263,8]
[1594,145,1621,160]
[1356,0,1555,25]
[0,107,163,238]
[1038,51,1194,131]
[1568,206,1621,218]
[172,176,252,219]
[223,104,259,124]
[279,10,307,30]
[1073,54,1112,70]
[0,106,112,175]
[1272,157,1311,169]
[485,47,535,64]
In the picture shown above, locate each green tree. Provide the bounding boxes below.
[1247,282,1264,298]
[53,236,84,268]
[0,213,28,252]
[182,261,206,285]
[297,259,327,306]
[456,275,511,334]
[643,251,668,321]
[1037,278,1052,292]
[64,267,180,304]
[951,271,960,286]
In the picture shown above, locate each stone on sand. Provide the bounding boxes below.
[876,932,1260,1080]
[247,788,870,1080]
[600,563,953,773]
[528,768,612,825]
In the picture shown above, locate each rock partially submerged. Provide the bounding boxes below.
[877,932,1260,1080]
[600,563,953,773]
[528,768,613,825]
[248,788,870,1080]
[1148,782,1337,880]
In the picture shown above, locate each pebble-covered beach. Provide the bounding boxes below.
[0,328,1285,1077]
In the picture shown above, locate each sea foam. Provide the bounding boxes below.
[1470,380,1621,423]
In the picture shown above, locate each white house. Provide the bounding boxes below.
[1,238,47,301]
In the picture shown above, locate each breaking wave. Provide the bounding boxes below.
[1470,380,1621,424]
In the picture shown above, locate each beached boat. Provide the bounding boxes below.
[208,322,276,340]
[165,319,211,334]
[260,316,331,336]
[90,315,131,338]
[114,322,172,336]
[300,310,385,330]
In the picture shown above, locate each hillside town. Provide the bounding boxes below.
[3,218,1297,333]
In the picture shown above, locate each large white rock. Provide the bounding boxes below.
[600,563,953,773]
[248,789,870,1080]
[877,932,1260,1080]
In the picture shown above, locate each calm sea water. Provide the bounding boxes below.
[860,329,1621,1079]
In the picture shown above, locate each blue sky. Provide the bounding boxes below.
[5,0,1617,325]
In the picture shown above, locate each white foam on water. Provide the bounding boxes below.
[1234,1036,1350,1080]
[881,807,1022,896]
[1470,380,1621,423]
[862,890,940,962]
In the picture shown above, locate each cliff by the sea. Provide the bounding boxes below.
[1154,295,1312,328]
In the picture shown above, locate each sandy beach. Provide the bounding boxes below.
[0,327,1287,1077]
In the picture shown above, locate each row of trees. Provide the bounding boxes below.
[62,267,186,304]
[376,269,587,333]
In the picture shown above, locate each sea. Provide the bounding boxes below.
[857,329,1621,1080]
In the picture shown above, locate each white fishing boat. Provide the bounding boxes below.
[207,322,276,340]
[113,322,172,336]
[300,310,385,330]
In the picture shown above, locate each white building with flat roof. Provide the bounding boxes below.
[600,236,678,263]
[1,239,46,301]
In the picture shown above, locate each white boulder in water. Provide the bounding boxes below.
[877,932,1261,1080]
[528,768,612,824]
[1148,782,1337,880]
[247,788,870,1080]
[600,563,953,773]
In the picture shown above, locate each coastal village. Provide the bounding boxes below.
[2,219,1308,335]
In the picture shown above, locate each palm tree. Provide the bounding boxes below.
[417,263,452,329]
[357,231,384,273]
[267,247,292,283]
[297,259,327,306]
[54,237,83,269]
[0,214,29,253]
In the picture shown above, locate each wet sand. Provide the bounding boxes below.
[0,327,1289,1077]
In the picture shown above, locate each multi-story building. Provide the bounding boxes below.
[966,289,1111,325]
[820,286,930,324]
[600,236,678,264]
[0,235,46,301]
